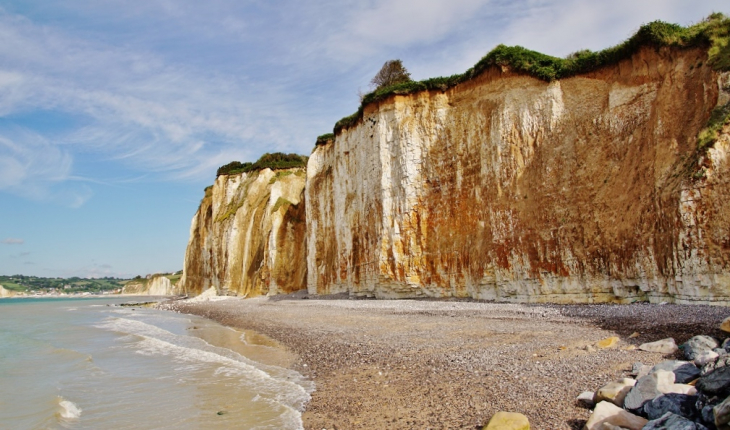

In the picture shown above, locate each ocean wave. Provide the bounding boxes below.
[95,317,313,413]
[57,396,82,420]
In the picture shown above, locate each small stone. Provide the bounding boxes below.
[631,362,652,379]
[697,366,730,396]
[585,344,597,353]
[720,316,730,333]
[722,338,730,352]
[483,411,530,430]
[577,391,595,408]
[695,350,720,367]
[714,396,730,428]
[642,412,708,430]
[584,401,647,430]
[642,393,699,420]
[682,336,719,361]
[639,338,678,354]
[598,337,620,349]
[629,332,640,339]
[595,378,636,407]
[622,345,637,351]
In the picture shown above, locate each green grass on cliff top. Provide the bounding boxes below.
[332,13,730,135]
[216,152,308,177]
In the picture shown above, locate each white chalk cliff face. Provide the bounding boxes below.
[122,275,180,296]
[180,168,307,297]
[0,285,15,298]
[306,46,730,304]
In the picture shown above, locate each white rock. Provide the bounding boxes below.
[638,338,678,354]
[577,391,595,407]
[584,401,648,430]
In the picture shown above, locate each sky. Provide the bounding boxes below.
[0,0,727,279]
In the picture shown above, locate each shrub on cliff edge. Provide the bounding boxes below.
[216,153,307,177]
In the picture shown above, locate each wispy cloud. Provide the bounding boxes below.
[0,0,726,209]
[1,238,24,245]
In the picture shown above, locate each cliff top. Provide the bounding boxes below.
[331,13,730,136]
[216,152,308,177]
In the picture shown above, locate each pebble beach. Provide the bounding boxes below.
[159,296,730,429]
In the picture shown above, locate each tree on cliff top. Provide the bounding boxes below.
[370,59,411,90]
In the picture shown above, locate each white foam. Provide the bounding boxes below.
[95,316,314,412]
[57,397,82,419]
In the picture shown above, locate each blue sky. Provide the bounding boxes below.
[0,0,726,278]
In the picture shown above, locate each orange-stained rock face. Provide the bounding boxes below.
[180,168,307,297]
[306,46,730,303]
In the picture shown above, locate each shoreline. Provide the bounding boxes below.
[159,296,730,429]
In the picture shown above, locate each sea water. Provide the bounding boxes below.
[0,297,313,430]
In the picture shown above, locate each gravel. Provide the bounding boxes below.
[158,297,730,430]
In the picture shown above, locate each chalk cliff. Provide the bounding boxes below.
[306,45,730,304]
[0,285,15,298]
[180,168,307,297]
[122,274,181,295]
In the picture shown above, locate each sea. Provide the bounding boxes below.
[0,296,313,430]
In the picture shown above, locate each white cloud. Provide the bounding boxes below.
[1,238,24,245]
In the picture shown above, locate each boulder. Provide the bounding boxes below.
[639,338,678,354]
[642,393,699,420]
[642,412,709,430]
[483,411,529,430]
[624,371,676,413]
[598,337,620,349]
[720,317,730,333]
[595,379,636,407]
[583,401,647,430]
[683,336,719,361]
[697,366,730,397]
[650,361,701,384]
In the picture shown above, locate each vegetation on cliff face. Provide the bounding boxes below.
[333,14,730,135]
[216,152,307,177]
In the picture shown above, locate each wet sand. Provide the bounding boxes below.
[159,296,730,430]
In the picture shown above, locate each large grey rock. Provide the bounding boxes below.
[642,393,698,420]
[624,371,675,414]
[642,412,708,430]
[640,338,679,354]
[697,366,730,396]
[651,361,701,384]
[683,336,719,361]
